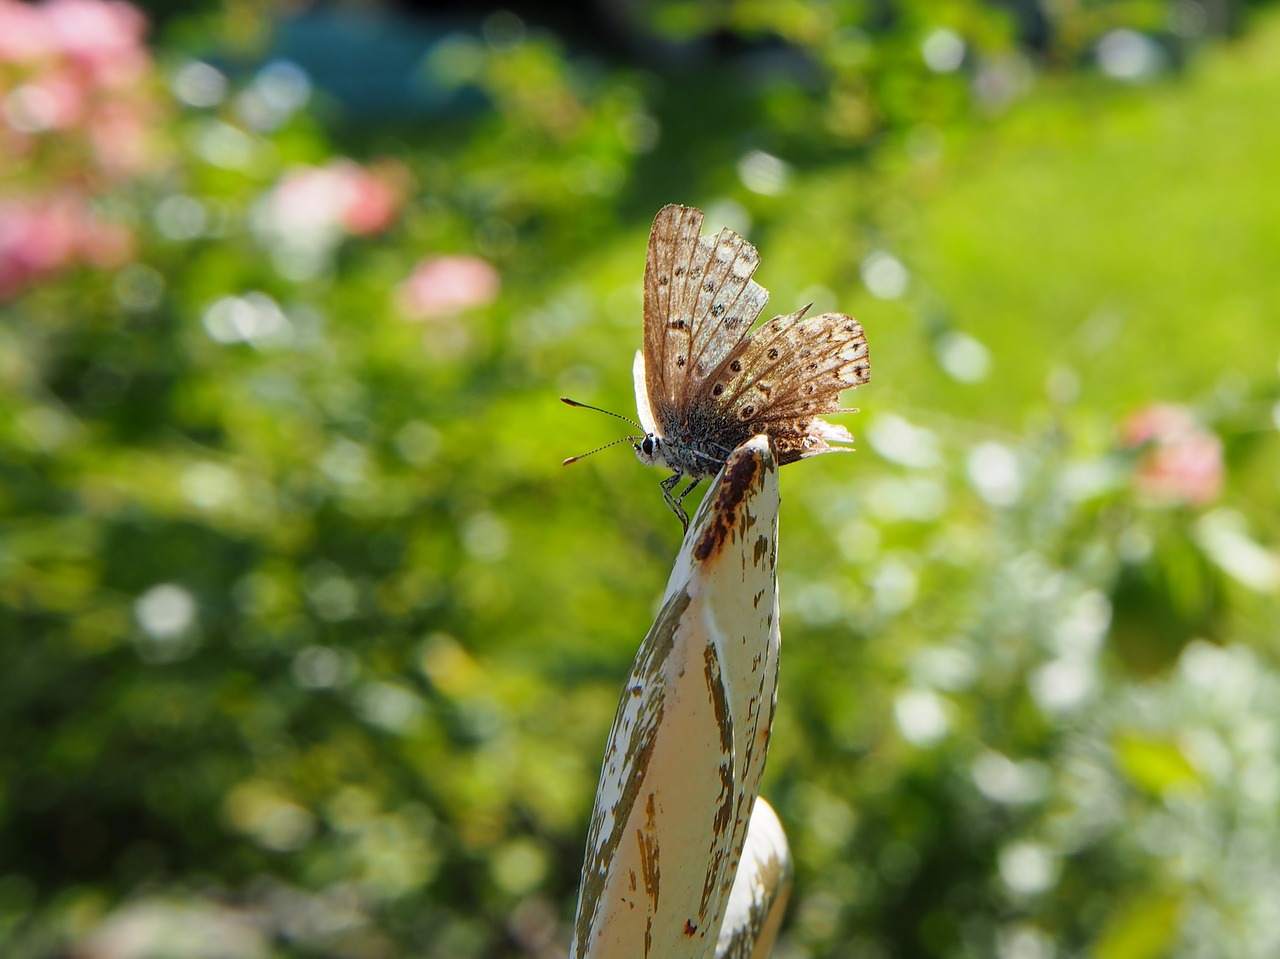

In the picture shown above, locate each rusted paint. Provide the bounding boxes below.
[693,439,771,562]
[572,589,689,955]
[639,793,662,913]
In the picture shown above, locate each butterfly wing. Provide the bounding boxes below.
[689,308,871,465]
[642,205,769,435]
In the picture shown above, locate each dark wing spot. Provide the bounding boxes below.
[808,362,819,372]
[843,321,857,332]
[703,281,715,293]
[739,405,756,420]
[803,384,815,395]
[668,319,686,330]
[674,266,686,277]
[767,348,779,360]
[802,401,812,410]
[724,316,739,329]
[676,355,686,367]
[710,303,725,317]
[658,275,670,287]
[730,360,742,372]
[695,362,707,376]
[712,383,724,396]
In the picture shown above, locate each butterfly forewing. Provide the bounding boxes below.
[643,205,703,414]
[686,229,767,377]
[643,206,769,425]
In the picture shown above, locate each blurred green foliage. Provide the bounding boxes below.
[2,0,1280,957]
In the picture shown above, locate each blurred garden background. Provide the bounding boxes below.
[3,0,1280,956]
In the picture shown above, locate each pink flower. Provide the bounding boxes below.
[5,69,88,133]
[397,255,500,320]
[339,160,407,236]
[42,0,150,87]
[87,98,155,178]
[0,193,133,300]
[0,196,78,297]
[1120,403,1224,507]
[267,159,406,238]
[0,0,56,64]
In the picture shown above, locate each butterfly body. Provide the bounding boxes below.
[633,204,871,529]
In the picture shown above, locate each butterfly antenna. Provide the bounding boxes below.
[560,396,643,431]
[562,434,639,466]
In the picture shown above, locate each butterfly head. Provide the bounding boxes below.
[633,433,665,468]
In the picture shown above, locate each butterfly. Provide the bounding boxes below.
[564,203,870,531]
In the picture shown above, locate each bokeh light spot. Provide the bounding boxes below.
[860,250,909,300]
[895,689,948,745]
[922,28,965,73]
[737,150,790,196]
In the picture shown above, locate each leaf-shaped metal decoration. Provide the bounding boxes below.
[572,435,792,959]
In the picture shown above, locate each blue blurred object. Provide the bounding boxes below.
[260,7,488,120]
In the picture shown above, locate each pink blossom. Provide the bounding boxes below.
[397,255,500,320]
[268,165,343,234]
[41,0,150,86]
[0,0,56,64]
[0,193,133,300]
[1120,403,1224,507]
[87,98,154,178]
[268,160,405,238]
[5,69,87,132]
[340,161,407,236]
[0,197,77,297]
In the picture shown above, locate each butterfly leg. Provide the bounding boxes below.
[675,477,701,530]
[660,471,690,532]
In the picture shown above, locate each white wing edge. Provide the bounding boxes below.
[633,349,658,435]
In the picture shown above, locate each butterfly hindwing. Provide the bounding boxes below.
[686,228,767,379]
[731,310,869,419]
[686,309,870,464]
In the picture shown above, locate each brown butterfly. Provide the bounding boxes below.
[564,204,870,530]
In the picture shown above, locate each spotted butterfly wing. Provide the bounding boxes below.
[641,205,769,440]
[694,306,870,464]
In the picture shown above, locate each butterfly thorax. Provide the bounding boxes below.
[637,405,744,480]
[634,434,718,479]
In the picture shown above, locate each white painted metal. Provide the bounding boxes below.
[572,435,790,959]
[714,797,792,959]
